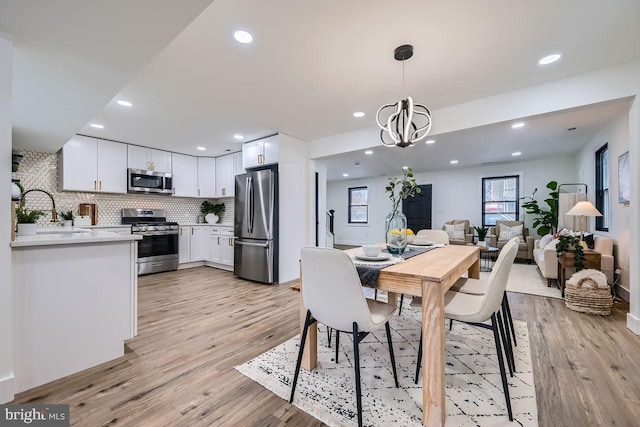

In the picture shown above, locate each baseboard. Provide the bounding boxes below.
[627,313,640,336]
[615,285,630,302]
[0,373,15,403]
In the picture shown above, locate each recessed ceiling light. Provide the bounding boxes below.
[353,111,365,118]
[342,173,349,177]
[450,160,459,165]
[511,122,525,129]
[538,53,562,65]
[233,134,244,140]
[512,151,522,156]
[197,146,206,151]
[425,139,435,144]
[402,166,409,170]
[90,123,104,129]
[117,100,132,107]
[364,150,373,155]
[233,30,253,44]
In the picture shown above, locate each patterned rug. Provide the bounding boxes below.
[236,303,537,426]
[502,263,562,299]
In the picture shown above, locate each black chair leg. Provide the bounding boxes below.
[398,294,404,315]
[500,303,516,373]
[352,322,363,427]
[335,330,340,363]
[414,328,423,384]
[385,322,399,387]
[327,326,332,348]
[374,289,378,300]
[290,310,314,403]
[449,319,454,331]
[496,311,514,377]
[503,294,517,346]
[491,314,513,421]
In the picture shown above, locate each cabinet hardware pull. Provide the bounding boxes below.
[99,181,102,191]
[173,187,176,195]
[198,189,200,197]
[191,228,194,235]
[179,228,182,236]
[222,188,226,196]
[218,236,220,244]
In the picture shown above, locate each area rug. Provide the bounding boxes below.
[500,263,562,299]
[236,303,537,426]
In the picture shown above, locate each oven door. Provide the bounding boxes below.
[136,232,179,260]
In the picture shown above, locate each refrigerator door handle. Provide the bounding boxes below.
[235,240,269,248]
[245,176,251,235]
[248,176,254,234]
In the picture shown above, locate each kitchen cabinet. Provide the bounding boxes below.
[242,135,279,169]
[59,135,127,193]
[209,226,234,267]
[171,153,198,197]
[179,225,205,263]
[234,151,245,176]
[128,145,172,173]
[197,157,217,198]
[215,154,235,197]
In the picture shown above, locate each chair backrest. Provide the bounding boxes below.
[416,229,450,244]
[473,237,519,321]
[300,247,376,332]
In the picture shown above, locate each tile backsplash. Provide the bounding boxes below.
[15,150,235,226]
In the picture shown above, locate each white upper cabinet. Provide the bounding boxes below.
[242,135,279,169]
[59,135,127,193]
[128,145,172,173]
[171,153,198,197]
[197,157,217,198]
[215,153,235,197]
[233,151,245,176]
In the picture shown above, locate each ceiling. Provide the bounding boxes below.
[3,1,640,175]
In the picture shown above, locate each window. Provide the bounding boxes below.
[348,186,368,224]
[595,144,609,231]
[482,176,519,227]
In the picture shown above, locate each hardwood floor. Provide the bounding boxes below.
[13,266,640,426]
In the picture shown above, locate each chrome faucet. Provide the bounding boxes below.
[19,188,58,222]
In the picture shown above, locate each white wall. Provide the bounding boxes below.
[328,155,577,246]
[0,31,14,402]
[278,133,312,283]
[576,106,632,297]
[627,98,640,334]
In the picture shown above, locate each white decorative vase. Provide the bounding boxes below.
[17,223,37,236]
[62,220,73,227]
[205,214,219,224]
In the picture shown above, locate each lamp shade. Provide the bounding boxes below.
[566,201,602,217]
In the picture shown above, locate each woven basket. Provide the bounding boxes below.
[565,280,613,316]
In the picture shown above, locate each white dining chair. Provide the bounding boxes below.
[414,237,519,421]
[290,247,399,427]
[416,229,450,244]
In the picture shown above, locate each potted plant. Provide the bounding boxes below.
[201,201,225,224]
[385,167,421,254]
[61,210,74,227]
[520,181,559,237]
[474,225,489,246]
[15,207,45,236]
[555,234,585,271]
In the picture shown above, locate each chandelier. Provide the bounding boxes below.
[376,45,432,148]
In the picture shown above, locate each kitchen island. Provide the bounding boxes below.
[11,229,142,393]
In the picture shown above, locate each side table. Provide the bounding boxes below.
[479,246,500,272]
[557,249,601,297]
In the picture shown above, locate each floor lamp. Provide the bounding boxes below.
[566,201,602,248]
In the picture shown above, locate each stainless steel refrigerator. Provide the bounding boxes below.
[234,169,278,284]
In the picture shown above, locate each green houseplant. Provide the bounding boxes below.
[61,209,74,226]
[555,234,585,271]
[15,207,45,236]
[520,181,559,237]
[474,225,489,244]
[384,167,421,254]
[201,201,225,223]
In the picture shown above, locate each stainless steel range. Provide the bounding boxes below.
[122,208,179,275]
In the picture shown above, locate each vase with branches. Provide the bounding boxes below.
[384,167,420,254]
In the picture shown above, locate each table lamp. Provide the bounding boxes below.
[566,200,602,247]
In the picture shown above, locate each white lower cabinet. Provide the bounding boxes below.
[179,226,191,263]
[179,226,204,263]
[208,226,234,267]
[179,225,233,270]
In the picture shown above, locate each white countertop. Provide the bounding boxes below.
[180,223,233,227]
[11,229,142,248]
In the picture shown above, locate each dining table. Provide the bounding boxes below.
[298,244,480,427]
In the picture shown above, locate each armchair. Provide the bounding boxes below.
[488,220,534,263]
[442,219,473,245]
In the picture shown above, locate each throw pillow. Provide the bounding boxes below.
[498,223,524,243]
[539,234,553,249]
[544,238,560,251]
[444,223,465,240]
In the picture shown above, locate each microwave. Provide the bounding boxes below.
[127,168,173,195]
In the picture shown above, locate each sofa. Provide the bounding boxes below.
[533,234,614,286]
[442,219,474,245]
[488,221,534,262]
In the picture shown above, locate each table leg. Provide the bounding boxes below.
[387,291,399,308]
[421,278,446,427]
[300,293,317,370]
[468,256,480,279]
